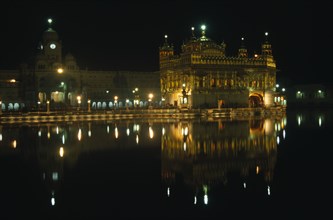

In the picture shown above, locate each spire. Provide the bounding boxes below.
[241,37,245,48]
[201,25,206,37]
[262,32,272,56]
[47,18,53,28]
[238,37,248,58]
[191,27,196,39]
[264,32,269,43]
[159,35,174,53]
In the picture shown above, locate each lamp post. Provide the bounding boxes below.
[46,100,50,113]
[114,96,118,110]
[126,99,129,111]
[148,93,153,109]
[87,99,91,113]
[37,101,41,114]
[77,96,81,111]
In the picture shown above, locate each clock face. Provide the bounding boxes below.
[50,43,56,49]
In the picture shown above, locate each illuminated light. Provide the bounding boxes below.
[51,197,55,206]
[126,128,130,136]
[59,147,64,157]
[318,90,322,93]
[201,25,206,31]
[56,126,59,134]
[254,54,258,58]
[277,136,280,145]
[0,134,2,141]
[194,196,197,204]
[183,142,187,151]
[106,90,109,94]
[38,130,41,137]
[256,166,260,174]
[77,129,82,141]
[276,84,279,88]
[162,127,165,135]
[107,125,110,134]
[265,32,269,36]
[297,91,301,94]
[62,135,65,144]
[167,187,170,197]
[10,79,16,83]
[133,124,140,132]
[241,37,244,41]
[164,35,168,39]
[282,88,286,92]
[136,134,139,144]
[318,117,322,127]
[115,127,119,139]
[88,130,91,137]
[243,182,246,189]
[184,127,188,136]
[297,116,302,126]
[12,140,17,148]
[47,132,50,139]
[283,130,286,139]
[277,123,281,131]
[191,27,194,31]
[48,18,53,24]
[149,126,154,139]
[52,172,58,181]
[204,195,208,205]
[57,68,64,74]
[267,185,271,196]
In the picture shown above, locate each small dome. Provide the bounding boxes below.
[65,53,75,61]
[42,28,59,41]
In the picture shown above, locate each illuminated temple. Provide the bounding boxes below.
[159,26,278,108]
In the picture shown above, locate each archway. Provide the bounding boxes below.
[249,93,264,107]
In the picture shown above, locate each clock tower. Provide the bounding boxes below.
[36,18,62,71]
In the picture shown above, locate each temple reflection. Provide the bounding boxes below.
[161,117,285,204]
[0,116,288,207]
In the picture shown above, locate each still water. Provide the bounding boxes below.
[0,108,332,219]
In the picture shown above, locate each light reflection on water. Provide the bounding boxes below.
[0,109,331,218]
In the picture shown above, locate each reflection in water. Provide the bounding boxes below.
[161,117,284,204]
[14,109,333,216]
[0,117,288,210]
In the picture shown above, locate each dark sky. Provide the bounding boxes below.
[0,0,332,85]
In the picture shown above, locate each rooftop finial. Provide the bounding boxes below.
[47,18,53,27]
[264,32,269,42]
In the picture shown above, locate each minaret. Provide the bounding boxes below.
[159,35,174,70]
[199,25,208,41]
[238,37,248,58]
[191,27,196,40]
[261,32,273,56]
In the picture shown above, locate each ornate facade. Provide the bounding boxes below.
[159,26,277,108]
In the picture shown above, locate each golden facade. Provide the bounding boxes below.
[161,117,285,199]
[159,28,277,108]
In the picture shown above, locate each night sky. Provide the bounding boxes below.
[0,0,332,85]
